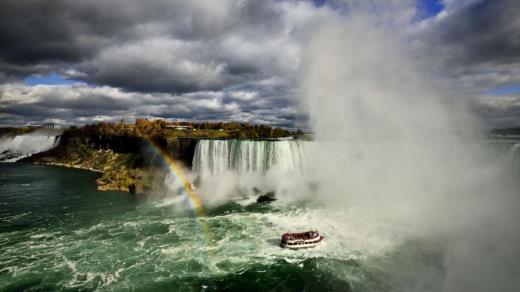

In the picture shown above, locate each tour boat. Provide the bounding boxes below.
[280,230,324,249]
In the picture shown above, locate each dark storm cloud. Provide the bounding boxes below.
[0,0,82,66]
[0,0,304,93]
[2,0,519,128]
[0,0,331,127]
[0,0,200,66]
[418,0,520,90]
[0,0,127,76]
[412,0,520,126]
[438,0,520,66]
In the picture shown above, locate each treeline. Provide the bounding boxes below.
[172,120,293,138]
[489,127,520,136]
[0,127,35,136]
[39,119,301,167]
[66,119,298,140]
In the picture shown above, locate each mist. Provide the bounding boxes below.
[301,8,520,292]
[152,4,520,291]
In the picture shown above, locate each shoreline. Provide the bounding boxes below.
[25,146,151,194]
[33,161,104,173]
[32,161,140,193]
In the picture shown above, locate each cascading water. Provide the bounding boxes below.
[482,139,520,168]
[190,138,520,204]
[0,134,60,162]
[192,139,312,177]
[510,143,520,159]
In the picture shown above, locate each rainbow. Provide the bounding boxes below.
[144,138,205,215]
[143,137,215,270]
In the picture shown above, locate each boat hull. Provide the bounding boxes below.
[281,236,324,249]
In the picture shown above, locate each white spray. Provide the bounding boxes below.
[301,6,520,292]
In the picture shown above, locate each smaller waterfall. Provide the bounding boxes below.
[192,140,311,177]
[510,143,520,167]
[510,143,520,158]
[0,134,60,162]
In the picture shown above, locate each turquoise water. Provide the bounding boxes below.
[1,164,446,291]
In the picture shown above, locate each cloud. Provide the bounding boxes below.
[82,38,230,93]
[0,0,324,92]
[1,0,520,127]
[474,94,520,127]
[0,82,303,128]
[416,0,520,90]
[0,0,335,127]
[407,0,520,126]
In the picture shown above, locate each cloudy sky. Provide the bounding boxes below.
[0,0,519,128]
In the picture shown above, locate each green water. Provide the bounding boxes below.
[1,164,442,291]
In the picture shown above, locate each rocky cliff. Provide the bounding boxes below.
[20,120,297,194]
[24,134,199,194]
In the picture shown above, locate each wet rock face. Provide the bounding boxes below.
[257,191,277,203]
[59,132,143,155]
[22,130,201,194]
[0,150,23,161]
[142,137,198,169]
[165,138,198,168]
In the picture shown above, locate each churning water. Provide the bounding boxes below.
[0,163,445,291]
[2,137,519,291]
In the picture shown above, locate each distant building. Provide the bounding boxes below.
[31,122,64,129]
[165,125,193,131]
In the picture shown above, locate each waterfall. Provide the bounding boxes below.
[510,143,520,159]
[485,139,520,165]
[510,143,520,167]
[0,134,60,162]
[192,139,311,177]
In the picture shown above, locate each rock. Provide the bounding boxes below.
[0,150,23,161]
[165,138,198,167]
[129,184,136,194]
[257,191,276,203]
